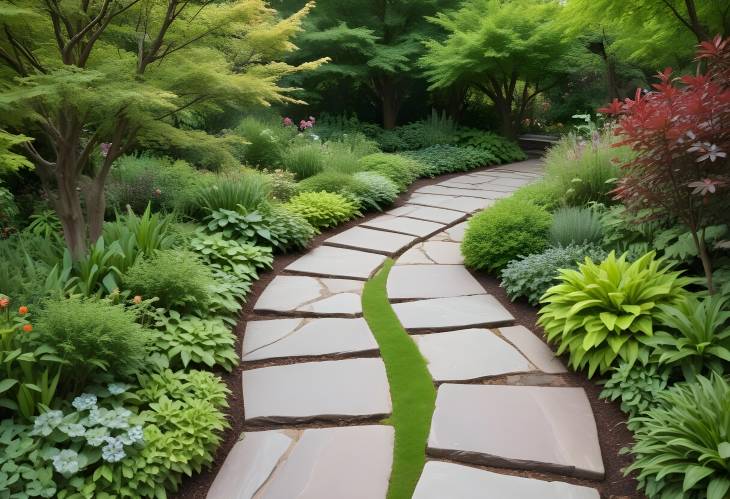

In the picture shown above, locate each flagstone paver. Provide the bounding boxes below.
[386,204,465,224]
[286,245,386,280]
[408,193,494,212]
[428,384,604,479]
[415,184,511,199]
[387,264,485,299]
[499,325,567,374]
[254,276,364,316]
[242,358,391,424]
[242,318,378,361]
[392,294,514,331]
[413,461,600,499]
[323,226,417,254]
[398,241,463,265]
[361,214,445,237]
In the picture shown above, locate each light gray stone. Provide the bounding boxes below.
[405,193,494,213]
[257,426,394,499]
[242,318,378,361]
[324,226,417,254]
[286,246,386,280]
[413,329,533,381]
[397,246,434,265]
[398,241,463,265]
[500,325,567,374]
[242,358,392,423]
[392,294,514,331]
[361,215,445,237]
[207,431,292,499]
[254,276,363,316]
[415,185,509,200]
[386,205,465,224]
[428,384,604,479]
[445,222,468,242]
[387,265,485,299]
[413,461,600,499]
[482,176,533,188]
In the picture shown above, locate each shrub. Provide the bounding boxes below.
[376,130,408,152]
[35,298,149,386]
[194,172,271,215]
[626,374,730,499]
[262,169,298,202]
[510,180,563,212]
[357,153,422,191]
[234,116,291,167]
[123,250,215,313]
[323,135,377,174]
[282,143,326,180]
[549,206,604,246]
[599,359,670,427]
[462,198,552,272]
[455,129,527,163]
[395,111,458,150]
[351,172,400,211]
[189,233,273,283]
[284,191,360,229]
[404,145,498,176]
[298,171,364,196]
[538,251,693,377]
[500,243,607,305]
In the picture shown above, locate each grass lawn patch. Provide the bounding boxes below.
[362,258,436,499]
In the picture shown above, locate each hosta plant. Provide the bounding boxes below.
[189,233,273,283]
[538,251,693,377]
[283,191,360,230]
[626,374,730,499]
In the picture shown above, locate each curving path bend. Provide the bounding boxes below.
[206,160,604,499]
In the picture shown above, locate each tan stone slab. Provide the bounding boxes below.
[254,276,363,316]
[500,325,567,374]
[257,426,394,499]
[387,265,485,299]
[242,358,392,424]
[413,461,600,499]
[413,329,533,381]
[392,295,514,331]
[243,318,378,361]
[286,246,386,280]
[207,431,292,499]
[324,226,417,255]
[428,384,604,479]
[361,215,445,237]
[386,205,465,224]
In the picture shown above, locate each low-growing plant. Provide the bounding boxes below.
[282,143,326,179]
[538,251,693,377]
[549,206,604,246]
[234,116,290,167]
[297,171,364,197]
[357,153,422,191]
[599,358,670,427]
[500,243,607,305]
[195,173,271,214]
[351,172,400,211]
[626,374,730,499]
[404,145,498,176]
[455,129,527,163]
[462,198,552,272]
[283,191,360,229]
[262,169,298,202]
[510,180,563,212]
[123,250,215,313]
[189,233,273,282]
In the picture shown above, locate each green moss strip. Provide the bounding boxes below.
[362,259,436,499]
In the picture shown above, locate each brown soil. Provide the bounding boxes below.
[174,163,643,499]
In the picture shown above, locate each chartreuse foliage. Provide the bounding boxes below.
[283,191,359,229]
[538,251,693,378]
[362,259,435,499]
[626,374,730,499]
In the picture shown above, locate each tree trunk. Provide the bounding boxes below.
[54,165,87,260]
[381,88,400,130]
[85,179,106,244]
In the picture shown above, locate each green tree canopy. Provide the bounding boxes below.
[0,0,324,257]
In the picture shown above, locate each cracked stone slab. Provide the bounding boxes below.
[207,430,292,499]
[415,185,510,200]
[361,215,445,237]
[254,276,363,316]
[242,358,392,424]
[285,246,386,280]
[398,241,463,265]
[242,318,378,361]
[413,461,600,499]
[428,384,604,479]
[324,226,417,255]
[387,265,485,300]
[407,194,495,213]
[499,325,567,374]
[392,295,514,331]
[413,329,533,381]
[431,221,468,243]
[386,205,465,224]
[254,426,394,499]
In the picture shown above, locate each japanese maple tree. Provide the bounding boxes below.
[600,36,730,293]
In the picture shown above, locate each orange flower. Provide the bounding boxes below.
[22,324,33,332]
[0,297,8,309]
[133,295,142,305]
[18,306,28,315]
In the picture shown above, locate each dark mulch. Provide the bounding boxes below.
[174,163,643,499]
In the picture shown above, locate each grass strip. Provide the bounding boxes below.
[362,258,436,499]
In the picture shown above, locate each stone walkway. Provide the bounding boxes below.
[207,160,604,498]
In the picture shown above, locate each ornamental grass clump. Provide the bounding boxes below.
[538,251,693,377]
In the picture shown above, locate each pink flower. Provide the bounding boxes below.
[308,116,316,124]
[100,143,112,157]
[283,117,293,126]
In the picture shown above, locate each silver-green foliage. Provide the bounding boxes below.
[599,359,669,429]
[352,172,399,211]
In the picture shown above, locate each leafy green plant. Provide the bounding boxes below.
[298,171,364,196]
[395,111,458,150]
[284,191,360,230]
[455,128,527,163]
[103,205,177,259]
[35,298,150,390]
[195,172,271,214]
[123,250,215,313]
[352,172,400,211]
[462,198,552,272]
[500,243,607,305]
[549,206,604,246]
[282,143,326,180]
[189,233,273,282]
[538,251,693,377]
[626,374,730,499]
[404,145,498,176]
[258,204,317,251]
[26,210,63,244]
[510,180,563,212]
[234,116,291,167]
[0,418,56,497]
[599,358,670,427]
[646,294,730,381]
[151,312,238,371]
[358,153,422,190]
[262,168,298,202]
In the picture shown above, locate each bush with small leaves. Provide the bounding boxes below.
[500,243,607,305]
[357,153,422,191]
[351,171,400,211]
[283,191,360,229]
[511,180,563,212]
[404,145,499,176]
[599,359,670,428]
[549,206,604,246]
[462,198,552,272]
[455,129,527,163]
